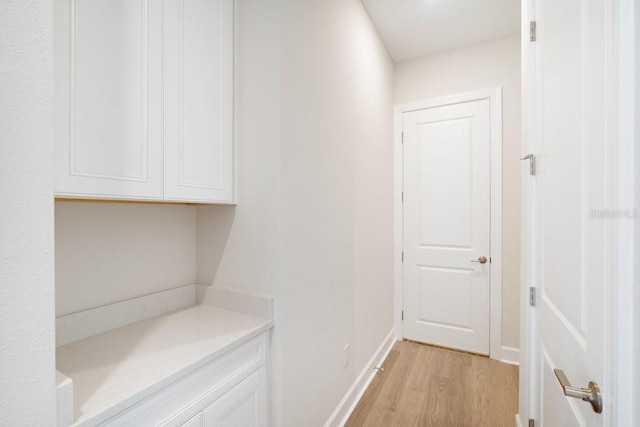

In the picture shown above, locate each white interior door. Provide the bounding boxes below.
[402,99,491,355]
[530,0,607,424]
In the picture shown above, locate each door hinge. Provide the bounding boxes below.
[401,132,404,143]
[401,251,404,262]
[530,21,537,41]
[529,419,535,427]
[401,191,404,202]
[401,310,404,321]
[521,153,536,175]
[529,287,536,307]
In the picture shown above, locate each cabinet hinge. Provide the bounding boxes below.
[529,419,535,427]
[529,287,536,307]
[530,21,537,41]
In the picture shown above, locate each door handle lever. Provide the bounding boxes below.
[470,256,487,264]
[553,369,602,413]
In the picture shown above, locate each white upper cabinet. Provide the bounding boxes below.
[54,0,234,204]
[164,0,234,203]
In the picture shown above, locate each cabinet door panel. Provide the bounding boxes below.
[54,0,163,199]
[164,0,234,203]
[203,367,267,427]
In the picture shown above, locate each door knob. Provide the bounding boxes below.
[553,369,603,413]
[471,256,487,264]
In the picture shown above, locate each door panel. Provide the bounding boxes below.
[418,117,474,248]
[533,0,606,424]
[403,99,491,354]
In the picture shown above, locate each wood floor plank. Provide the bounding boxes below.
[346,349,401,426]
[346,340,518,427]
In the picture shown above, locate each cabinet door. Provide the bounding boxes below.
[54,0,163,200]
[182,413,204,427]
[203,367,267,427]
[164,0,234,204]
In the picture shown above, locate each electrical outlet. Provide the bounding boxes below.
[343,344,350,367]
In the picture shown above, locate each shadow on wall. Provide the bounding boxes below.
[196,205,236,285]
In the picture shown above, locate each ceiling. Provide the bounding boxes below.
[361,0,521,63]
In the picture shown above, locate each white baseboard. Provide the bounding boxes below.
[515,413,523,427]
[496,345,520,366]
[324,328,396,427]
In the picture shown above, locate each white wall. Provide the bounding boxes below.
[0,0,57,422]
[279,0,394,425]
[55,202,196,315]
[197,1,394,425]
[394,34,522,350]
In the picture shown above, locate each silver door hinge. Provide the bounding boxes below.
[401,251,404,262]
[529,419,535,427]
[401,191,404,202]
[521,153,536,175]
[401,132,404,143]
[401,310,404,321]
[530,21,537,41]
[529,287,536,307]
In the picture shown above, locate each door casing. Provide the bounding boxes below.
[393,87,513,363]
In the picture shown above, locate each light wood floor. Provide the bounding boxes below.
[346,340,519,427]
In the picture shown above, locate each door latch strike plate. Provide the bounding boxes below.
[530,21,537,41]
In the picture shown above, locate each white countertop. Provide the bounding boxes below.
[56,304,273,426]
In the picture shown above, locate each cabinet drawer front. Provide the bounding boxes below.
[99,333,267,427]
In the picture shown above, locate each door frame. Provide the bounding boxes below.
[393,87,513,363]
[519,0,638,425]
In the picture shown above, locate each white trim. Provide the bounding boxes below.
[489,87,505,362]
[519,1,536,425]
[323,329,396,427]
[393,108,403,341]
[497,346,520,366]
[515,414,523,427]
[393,87,508,361]
[609,0,636,424]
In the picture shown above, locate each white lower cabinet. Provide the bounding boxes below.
[181,413,204,427]
[98,333,268,427]
[202,367,267,427]
[178,367,267,427]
